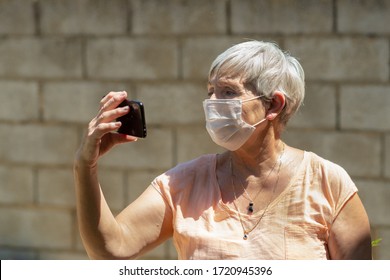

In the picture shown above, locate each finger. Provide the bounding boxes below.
[96,105,130,125]
[100,91,126,107]
[98,133,138,157]
[90,121,122,139]
[100,91,127,111]
[111,133,138,145]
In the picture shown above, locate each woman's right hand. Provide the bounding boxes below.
[75,91,138,168]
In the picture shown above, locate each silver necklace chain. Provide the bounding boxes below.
[230,143,285,240]
[234,157,280,214]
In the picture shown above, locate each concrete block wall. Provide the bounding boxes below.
[0,0,389,260]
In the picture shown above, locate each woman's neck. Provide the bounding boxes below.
[230,123,284,178]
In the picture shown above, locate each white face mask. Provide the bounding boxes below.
[203,96,267,151]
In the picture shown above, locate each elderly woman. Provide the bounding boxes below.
[74,41,372,259]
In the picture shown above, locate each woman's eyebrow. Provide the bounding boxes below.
[217,80,240,90]
[208,77,245,93]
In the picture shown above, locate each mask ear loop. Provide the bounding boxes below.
[241,95,265,103]
[243,94,269,127]
[252,117,268,127]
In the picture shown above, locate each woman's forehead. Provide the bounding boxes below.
[208,75,245,87]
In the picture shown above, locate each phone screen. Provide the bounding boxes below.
[116,100,147,138]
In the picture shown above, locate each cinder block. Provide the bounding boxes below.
[0,0,35,34]
[289,84,337,129]
[125,170,162,203]
[385,134,390,179]
[137,82,205,125]
[40,0,128,35]
[231,0,332,34]
[356,180,390,227]
[176,125,224,164]
[140,243,167,260]
[373,227,390,260]
[285,37,389,82]
[39,250,89,260]
[182,37,249,80]
[167,239,178,259]
[43,82,132,123]
[338,0,390,34]
[131,0,227,35]
[86,38,178,79]
[0,124,79,165]
[0,38,82,79]
[99,168,126,211]
[37,168,76,208]
[99,128,173,169]
[340,85,390,131]
[0,82,39,121]
[0,208,73,249]
[0,247,37,260]
[283,130,381,177]
[0,166,34,204]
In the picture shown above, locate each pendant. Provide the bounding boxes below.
[248,202,254,213]
[243,231,249,240]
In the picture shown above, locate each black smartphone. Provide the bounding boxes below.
[116,99,147,138]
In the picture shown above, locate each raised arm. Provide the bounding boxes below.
[74,91,172,259]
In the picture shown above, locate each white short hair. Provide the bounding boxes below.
[209,40,305,125]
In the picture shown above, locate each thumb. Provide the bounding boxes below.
[99,133,137,157]
[112,133,138,145]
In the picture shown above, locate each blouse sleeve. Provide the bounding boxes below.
[322,159,358,222]
[150,174,174,213]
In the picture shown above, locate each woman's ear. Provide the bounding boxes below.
[266,91,286,121]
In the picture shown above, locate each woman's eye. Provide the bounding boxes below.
[224,90,237,97]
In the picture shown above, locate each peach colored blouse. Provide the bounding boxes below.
[151,151,357,260]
